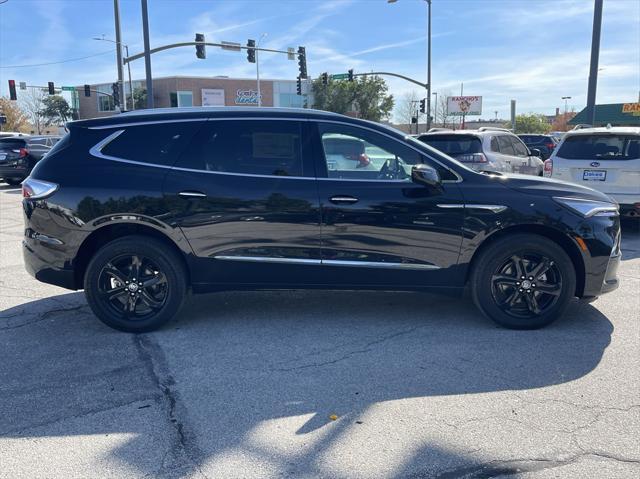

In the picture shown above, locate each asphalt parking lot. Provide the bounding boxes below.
[0,181,639,479]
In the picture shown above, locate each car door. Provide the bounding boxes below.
[311,121,465,288]
[495,135,519,173]
[163,118,323,288]
[511,135,542,175]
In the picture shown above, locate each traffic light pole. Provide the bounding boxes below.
[113,0,125,110]
[141,0,154,108]
[351,71,427,89]
[124,42,295,64]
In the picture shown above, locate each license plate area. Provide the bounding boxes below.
[583,169,606,181]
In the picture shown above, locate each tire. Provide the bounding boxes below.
[470,234,576,330]
[84,235,187,333]
[4,178,23,186]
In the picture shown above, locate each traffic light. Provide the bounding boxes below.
[297,46,307,79]
[111,82,120,107]
[321,72,328,85]
[420,98,426,113]
[195,33,206,59]
[348,69,354,82]
[296,77,302,96]
[247,39,256,63]
[48,82,55,95]
[84,85,91,97]
[8,80,17,101]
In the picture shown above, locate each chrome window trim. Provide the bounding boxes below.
[437,204,507,213]
[214,255,440,270]
[87,116,463,182]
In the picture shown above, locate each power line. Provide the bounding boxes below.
[0,50,113,69]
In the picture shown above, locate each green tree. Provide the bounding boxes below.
[312,75,394,122]
[40,95,72,126]
[508,113,552,134]
[130,87,147,110]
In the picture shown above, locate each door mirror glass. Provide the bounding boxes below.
[529,148,542,157]
[411,164,441,188]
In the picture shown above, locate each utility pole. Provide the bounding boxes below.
[256,33,267,107]
[426,0,432,131]
[432,91,438,127]
[113,0,125,110]
[586,0,603,126]
[141,0,154,108]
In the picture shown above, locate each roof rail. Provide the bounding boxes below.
[572,124,593,130]
[427,127,453,133]
[477,127,511,132]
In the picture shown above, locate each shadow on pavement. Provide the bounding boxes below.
[0,288,613,477]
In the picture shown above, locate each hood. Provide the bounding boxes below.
[483,172,615,203]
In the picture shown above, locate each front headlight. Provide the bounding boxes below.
[553,197,618,218]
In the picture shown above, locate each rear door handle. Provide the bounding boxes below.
[329,195,359,205]
[179,190,207,198]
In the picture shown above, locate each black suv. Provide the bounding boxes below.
[0,135,61,185]
[518,134,558,160]
[22,108,621,332]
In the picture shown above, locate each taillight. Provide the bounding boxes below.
[543,159,553,177]
[22,178,58,199]
[457,153,488,163]
[11,148,29,158]
[545,142,555,151]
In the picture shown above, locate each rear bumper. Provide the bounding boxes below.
[0,165,28,180]
[23,238,77,290]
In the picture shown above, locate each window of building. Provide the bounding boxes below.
[176,120,307,177]
[98,94,115,112]
[170,91,193,107]
[101,121,204,166]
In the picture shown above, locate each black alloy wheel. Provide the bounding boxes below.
[471,234,576,329]
[490,253,562,318]
[98,254,169,320]
[84,236,187,332]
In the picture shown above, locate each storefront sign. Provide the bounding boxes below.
[622,102,640,116]
[447,96,482,116]
[235,89,261,105]
[201,88,225,106]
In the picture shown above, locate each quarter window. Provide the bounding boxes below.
[176,120,307,177]
[100,122,203,166]
[317,123,421,181]
[512,137,530,157]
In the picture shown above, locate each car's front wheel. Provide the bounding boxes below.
[470,234,576,329]
[84,235,187,333]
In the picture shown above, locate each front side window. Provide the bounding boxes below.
[100,122,203,166]
[557,134,640,160]
[176,120,307,177]
[497,135,515,155]
[512,137,530,157]
[318,123,421,181]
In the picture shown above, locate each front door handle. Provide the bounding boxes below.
[179,190,207,198]
[330,195,359,205]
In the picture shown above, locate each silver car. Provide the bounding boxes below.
[417,127,544,176]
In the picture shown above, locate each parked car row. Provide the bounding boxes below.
[22,107,621,333]
[0,134,62,185]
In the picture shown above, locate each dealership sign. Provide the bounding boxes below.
[447,96,482,116]
[235,89,261,105]
[201,88,225,107]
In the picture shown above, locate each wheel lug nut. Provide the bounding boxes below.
[527,289,531,293]
[516,282,520,285]
[519,288,523,292]
[532,283,536,287]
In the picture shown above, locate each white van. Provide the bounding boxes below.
[545,126,640,217]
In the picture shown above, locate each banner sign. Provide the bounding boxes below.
[447,96,482,116]
[201,88,225,107]
[235,89,261,105]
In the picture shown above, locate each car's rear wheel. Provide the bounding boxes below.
[470,234,576,329]
[84,236,187,333]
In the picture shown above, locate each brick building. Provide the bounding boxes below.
[75,75,312,119]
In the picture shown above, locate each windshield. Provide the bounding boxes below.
[557,134,640,160]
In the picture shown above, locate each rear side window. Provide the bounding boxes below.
[101,122,203,166]
[28,138,48,146]
[176,120,307,177]
[419,134,482,155]
[557,134,640,160]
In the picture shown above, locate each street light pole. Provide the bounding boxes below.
[432,91,438,127]
[141,0,154,108]
[426,0,432,131]
[561,96,572,120]
[256,33,267,107]
[113,0,125,111]
[93,37,134,110]
[586,0,603,126]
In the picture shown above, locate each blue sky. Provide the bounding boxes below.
[1,0,638,121]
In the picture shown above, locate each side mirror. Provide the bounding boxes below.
[411,164,441,189]
[529,148,542,157]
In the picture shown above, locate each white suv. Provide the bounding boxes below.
[545,126,640,217]
[418,128,544,176]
